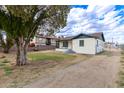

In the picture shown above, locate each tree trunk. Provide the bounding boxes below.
[3,46,9,53]
[16,38,28,66]
[16,44,28,66]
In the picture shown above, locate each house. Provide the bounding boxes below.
[30,34,56,47]
[56,32,105,54]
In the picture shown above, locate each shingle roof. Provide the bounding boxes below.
[89,32,103,38]
[57,32,105,41]
[89,32,105,41]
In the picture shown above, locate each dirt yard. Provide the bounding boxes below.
[24,49,121,88]
[0,49,121,88]
[0,50,89,87]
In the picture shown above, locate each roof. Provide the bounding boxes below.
[57,32,105,41]
[36,34,57,39]
[90,32,105,41]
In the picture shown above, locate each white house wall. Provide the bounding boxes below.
[36,38,46,45]
[31,36,56,46]
[30,36,36,44]
[72,38,96,54]
[96,39,104,53]
[51,39,56,46]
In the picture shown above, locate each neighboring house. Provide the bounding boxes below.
[56,32,105,54]
[30,34,56,47]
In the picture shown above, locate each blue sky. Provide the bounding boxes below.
[56,5,124,44]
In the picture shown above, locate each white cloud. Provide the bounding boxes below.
[56,5,124,44]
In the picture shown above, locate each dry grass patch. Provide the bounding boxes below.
[97,50,113,57]
[118,49,124,87]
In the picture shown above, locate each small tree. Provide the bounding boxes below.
[0,5,70,66]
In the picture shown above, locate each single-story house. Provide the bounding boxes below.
[56,32,105,54]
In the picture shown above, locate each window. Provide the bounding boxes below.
[79,40,84,47]
[56,41,60,48]
[97,40,99,47]
[63,41,68,47]
[46,38,51,45]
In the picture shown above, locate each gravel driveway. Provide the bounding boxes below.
[24,49,120,88]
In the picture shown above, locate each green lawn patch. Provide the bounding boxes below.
[0,63,6,67]
[0,59,12,75]
[28,52,76,62]
[3,66,13,75]
[2,59,10,63]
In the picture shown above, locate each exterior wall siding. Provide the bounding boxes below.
[36,38,46,45]
[72,38,96,54]
[31,37,56,46]
[96,39,104,53]
[51,39,56,46]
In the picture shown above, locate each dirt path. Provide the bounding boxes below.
[24,49,121,88]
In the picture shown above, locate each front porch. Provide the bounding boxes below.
[56,40,72,51]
